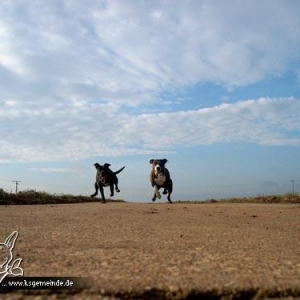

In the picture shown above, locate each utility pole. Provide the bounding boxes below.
[12,180,21,194]
[291,179,295,195]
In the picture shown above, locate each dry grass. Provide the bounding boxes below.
[220,193,300,204]
[0,188,125,205]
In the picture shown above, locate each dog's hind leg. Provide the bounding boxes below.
[115,178,120,193]
[90,182,98,197]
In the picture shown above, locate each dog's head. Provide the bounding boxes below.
[149,159,168,175]
[0,232,18,275]
[94,163,111,171]
[94,163,111,186]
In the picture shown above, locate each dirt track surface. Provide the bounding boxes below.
[1,202,300,299]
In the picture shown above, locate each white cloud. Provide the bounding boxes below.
[0,21,27,75]
[1,0,300,104]
[0,97,299,162]
[0,1,299,163]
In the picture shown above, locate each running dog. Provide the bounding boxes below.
[91,163,125,203]
[149,159,173,203]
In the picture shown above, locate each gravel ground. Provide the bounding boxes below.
[0,202,300,299]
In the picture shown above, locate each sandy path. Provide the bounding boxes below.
[1,202,300,299]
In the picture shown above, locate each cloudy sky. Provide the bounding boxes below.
[0,0,300,201]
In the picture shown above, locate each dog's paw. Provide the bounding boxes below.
[116,188,120,193]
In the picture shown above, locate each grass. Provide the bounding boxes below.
[219,193,300,204]
[176,193,300,204]
[0,188,125,205]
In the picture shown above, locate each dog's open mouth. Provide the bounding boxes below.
[98,173,110,187]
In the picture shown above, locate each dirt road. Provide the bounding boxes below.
[1,202,300,299]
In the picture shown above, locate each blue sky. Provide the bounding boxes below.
[0,0,300,201]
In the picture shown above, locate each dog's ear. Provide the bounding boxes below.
[149,159,154,164]
[104,163,111,169]
[5,231,18,250]
[162,159,168,164]
[94,163,101,169]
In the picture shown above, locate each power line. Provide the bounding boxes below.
[0,178,14,182]
[291,179,295,194]
[12,180,21,194]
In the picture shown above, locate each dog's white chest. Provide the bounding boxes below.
[154,174,166,186]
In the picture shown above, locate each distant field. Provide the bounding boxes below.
[0,188,299,205]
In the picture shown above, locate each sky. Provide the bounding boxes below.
[0,0,300,202]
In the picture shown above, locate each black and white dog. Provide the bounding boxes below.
[149,159,173,203]
[91,163,125,203]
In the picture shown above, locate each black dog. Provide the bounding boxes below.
[91,163,125,203]
[149,159,173,203]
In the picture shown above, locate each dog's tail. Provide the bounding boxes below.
[114,166,125,175]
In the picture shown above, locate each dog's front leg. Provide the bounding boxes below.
[90,182,98,197]
[167,180,173,203]
[155,186,161,199]
[109,184,114,197]
[152,190,156,202]
[152,186,161,201]
[167,191,172,203]
[99,186,106,203]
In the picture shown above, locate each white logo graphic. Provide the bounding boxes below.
[0,231,24,284]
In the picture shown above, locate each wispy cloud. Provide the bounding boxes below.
[118,97,300,147]
[29,168,71,173]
